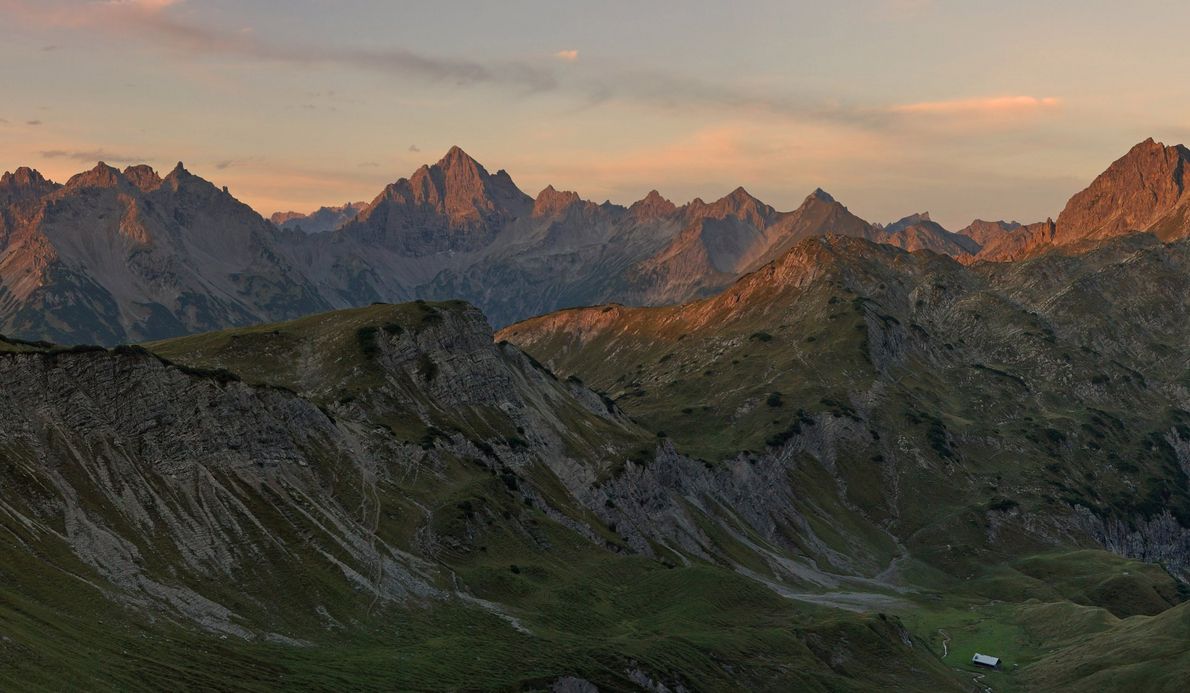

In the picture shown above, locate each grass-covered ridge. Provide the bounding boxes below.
[1,259,1187,692]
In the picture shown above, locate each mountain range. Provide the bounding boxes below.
[1,137,1190,690]
[4,138,1189,344]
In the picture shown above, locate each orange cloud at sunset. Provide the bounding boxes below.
[892,96,1062,116]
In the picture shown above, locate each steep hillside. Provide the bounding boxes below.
[3,289,1186,688]
[501,233,1190,687]
[0,301,980,691]
[500,232,1190,580]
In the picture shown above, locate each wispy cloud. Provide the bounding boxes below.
[892,96,1061,115]
[0,0,883,128]
[41,148,147,163]
[407,144,421,153]
[0,0,1065,137]
[26,119,43,125]
[0,0,559,92]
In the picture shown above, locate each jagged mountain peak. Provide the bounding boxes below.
[796,188,845,211]
[1053,137,1190,244]
[437,144,478,168]
[1,166,50,188]
[122,164,162,193]
[65,161,127,190]
[533,184,583,216]
[629,189,677,219]
[164,161,194,181]
[344,146,532,252]
[806,187,836,204]
[725,185,757,202]
[888,211,933,228]
[689,186,775,226]
[402,146,529,205]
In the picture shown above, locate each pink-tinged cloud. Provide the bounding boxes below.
[554,49,579,62]
[892,96,1062,115]
[104,0,181,10]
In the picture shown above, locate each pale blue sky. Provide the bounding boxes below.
[1,0,1188,227]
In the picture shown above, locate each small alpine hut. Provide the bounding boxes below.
[971,653,1001,669]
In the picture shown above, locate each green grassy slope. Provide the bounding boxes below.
[500,235,1190,690]
[0,299,976,691]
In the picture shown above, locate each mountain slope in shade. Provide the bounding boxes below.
[0,162,328,343]
[342,145,534,254]
[741,188,882,270]
[271,201,367,233]
[3,138,1190,342]
[0,300,977,691]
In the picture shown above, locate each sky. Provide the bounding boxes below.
[1,0,1189,228]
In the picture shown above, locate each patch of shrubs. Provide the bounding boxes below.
[356,326,380,356]
[820,397,860,421]
[987,498,1019,513]
[417,353,438,382]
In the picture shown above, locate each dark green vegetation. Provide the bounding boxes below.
[501,233,1190,690]
[1,237,1188,691]
[0,301,976,691]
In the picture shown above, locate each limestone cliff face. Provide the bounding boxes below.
[958,219,1021,247]
[6,139,1190,343]
[0,346,438,636]
[343,146,534,254]
[0,162,328,344]
[972,218,1056,262]
[1054,138,1190,244]
[0,303,657,638]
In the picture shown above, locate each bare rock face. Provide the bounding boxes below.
[1054,137,1190,244]
[957,219,1021,247]
[343,146,534,254]
[975,218,1056,262]
[0,162,329,344]
[6,139,1190,343]
[0,346,440,635]
[532,185,583,218]
[271,201,367,233]
[628,189,678,219]
[879,212,981,256]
